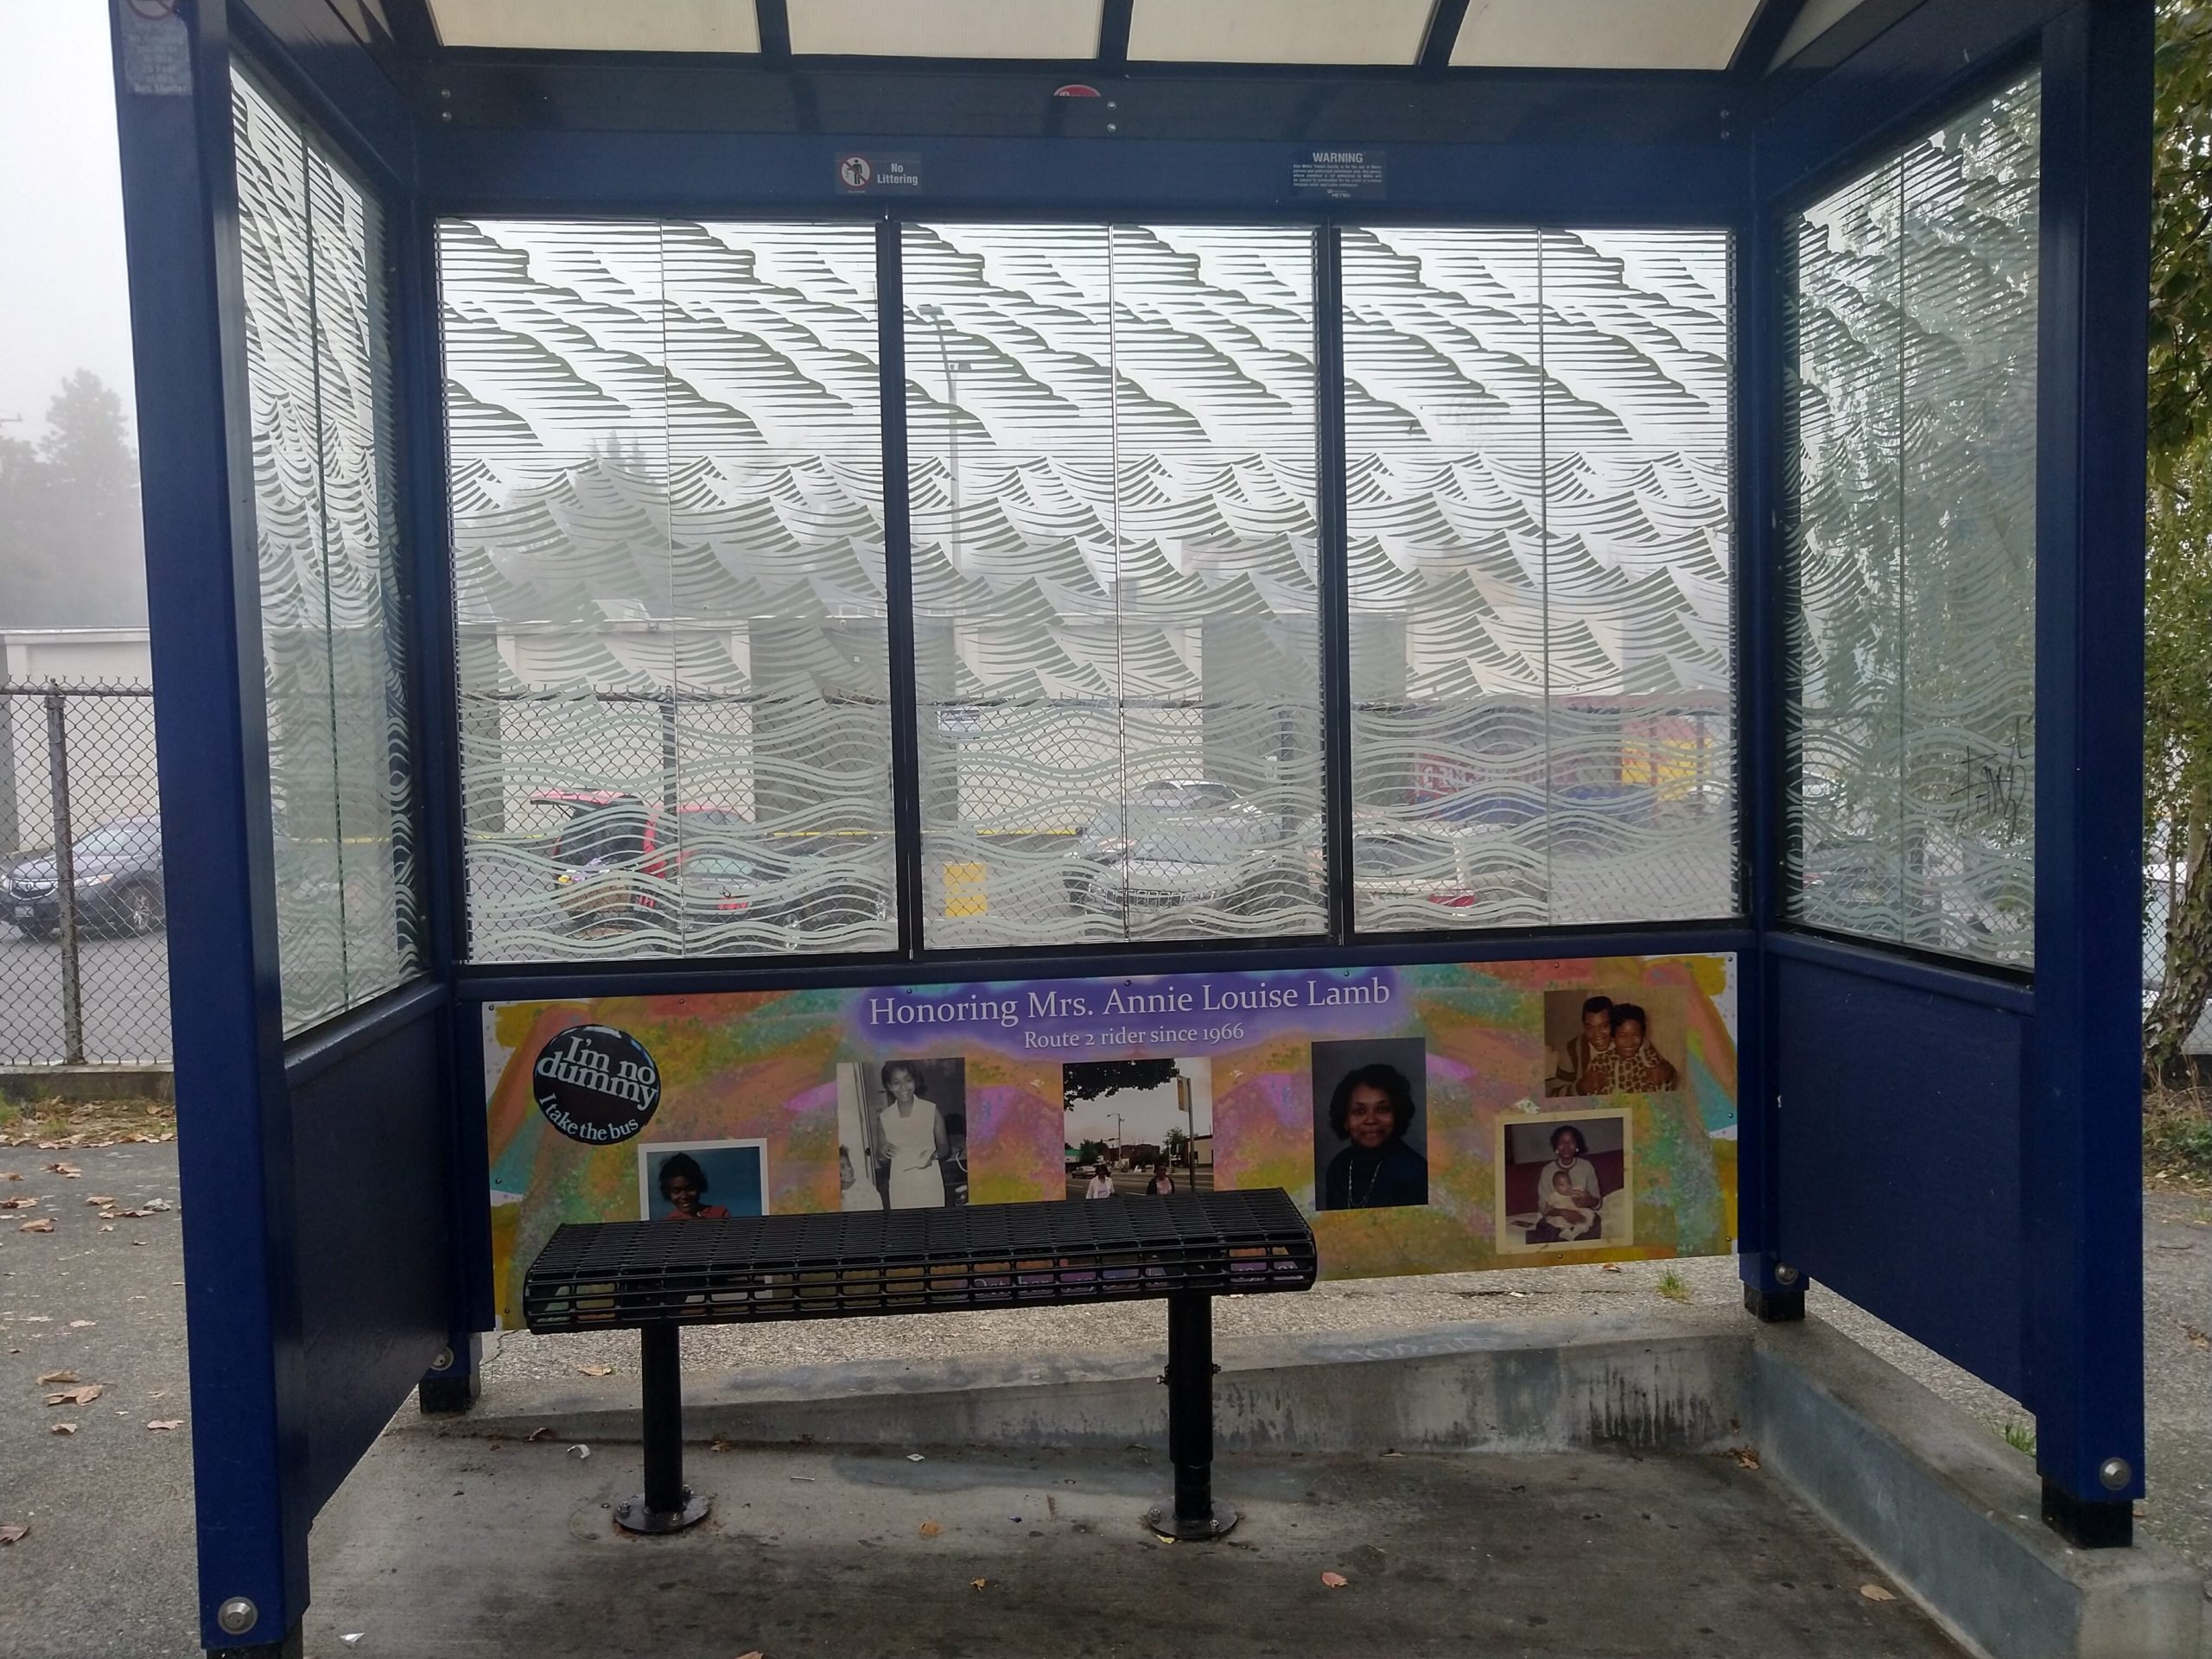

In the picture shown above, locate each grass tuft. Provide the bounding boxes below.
[1656,1269,1690,1303]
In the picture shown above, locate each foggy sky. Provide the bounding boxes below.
[0,0,137,442]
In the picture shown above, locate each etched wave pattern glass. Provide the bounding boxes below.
[1342,226,1736,931]
[1786,73,2039,968]
[232,69,422,1027]
[902,223,1324,947]
[440,219,896,961]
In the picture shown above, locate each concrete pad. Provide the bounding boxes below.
[305,1433,1965,1658]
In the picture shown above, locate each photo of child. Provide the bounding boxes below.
[836,1058,968,1210]
[637,1139,767,1223]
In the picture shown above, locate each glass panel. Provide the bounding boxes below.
[903,223,1324,947]
[1343,226,1736,932]
[442,219,898,960]
[1785,73,2039,969]
[232,68,422,1029]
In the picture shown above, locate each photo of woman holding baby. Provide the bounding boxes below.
[1497,1110,1633,1254]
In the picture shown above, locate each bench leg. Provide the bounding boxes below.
[1146,1292,1236,1541]
[614,1325,711,1535]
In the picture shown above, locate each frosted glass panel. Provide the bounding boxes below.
[903,223,1324,947]
[441,219,897,962]
[1343,226,1736,931]
[1785,73,2039,968]
[232,68,422,1029]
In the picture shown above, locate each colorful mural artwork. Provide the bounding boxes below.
[483,954,1738,1327]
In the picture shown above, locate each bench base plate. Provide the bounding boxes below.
[1143,1501,1237,1542]
[614,1491,711,1535]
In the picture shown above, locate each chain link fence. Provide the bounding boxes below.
[0,683,170,1066]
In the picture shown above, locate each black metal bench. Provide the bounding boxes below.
[523,1188,1316,1540]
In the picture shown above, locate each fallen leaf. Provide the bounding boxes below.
[573,1363,614,1378]
[84,1197,116,1207]
[45,1163,79,1179]
[144,1198,173,1211]
[907,1452,925,1462]
[1730,1446,1760,1471]
[35,1370,78,1385]
[734,1651,764,1659]
[970,1579,988,1591]
[146,1420,184,1432]
[567,1444,590,1460]
[18,1219,54,1234]
[67,1320,93,1329]
[46,1384,102,1406]
[0,1523,25,1544]
[1601,1262,1624,1273]
[2186,1325,2210,1351]
[1859,1585,1897,1603]
[1321,1571,1349,1588]
[49,1422,76,1435]
[341,1636,365,1649]
[0,1196,32,1209]
[918,1521,942,1538]
[526,1427,556,1442]
[3,1170,20,1180]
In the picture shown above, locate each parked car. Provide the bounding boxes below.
[1327,819,1548,924]
[664,847,888,936]
[1062,781,1310,921]
[5,814,166,941]
[535,790,887,938]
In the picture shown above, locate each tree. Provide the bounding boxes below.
[0,372,146,630]
[2150,3,2212,468]
[2145,437,2212,1082]
[1062,1058,1179,1109]
[2145,3,2212,1081]
[1164,1127,1192,1168]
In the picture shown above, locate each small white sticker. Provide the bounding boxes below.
[118,0,193,98]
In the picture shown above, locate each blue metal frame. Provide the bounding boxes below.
[111,0,2156,1646]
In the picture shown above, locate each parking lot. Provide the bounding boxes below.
[0,926,171,1065]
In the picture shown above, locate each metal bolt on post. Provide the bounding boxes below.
[43,687,84,1065]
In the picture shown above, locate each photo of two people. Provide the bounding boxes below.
[1544,989,1683,1097]
[1062,1058,1213,1198]
[836,1058,969,1211]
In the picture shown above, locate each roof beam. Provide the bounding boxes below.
[1730,0,1812,75]
[1418,0,1471,73]
[1098,0,1134,69]
[757,0,793,66]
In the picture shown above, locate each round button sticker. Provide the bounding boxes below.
[531,1025,661,1145]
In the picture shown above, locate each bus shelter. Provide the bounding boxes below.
[105,0,2153,1651]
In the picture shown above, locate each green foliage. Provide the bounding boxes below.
[1062,1058,1179,1109]
[2144,1087,2212,1185]
[2152,3,2212,467]
[2000,1421,2037,1458]
[1074,1139,1109,1167]
[1656,1269,1689,1303]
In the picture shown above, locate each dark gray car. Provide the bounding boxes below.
[5,814,167,941]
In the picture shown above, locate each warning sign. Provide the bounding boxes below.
[836,153,923,194]
[1291,148,1387,201]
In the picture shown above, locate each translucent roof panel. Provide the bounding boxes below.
[1451,0,1764,71]
[787,0,1105,59]
[1127,0,1435,66]
[427,0,763,54]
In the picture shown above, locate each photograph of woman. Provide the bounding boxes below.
[877,1059,950,1209]
[1311,1039,1430,1211]
[1497,1111,1632,1252]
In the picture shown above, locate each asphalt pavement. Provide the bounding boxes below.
[0,1142,2204,1659]
[0,929,172,1065]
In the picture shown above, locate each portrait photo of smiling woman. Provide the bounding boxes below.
[1310,1037,1429,1211]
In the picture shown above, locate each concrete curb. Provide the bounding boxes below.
[0,1065,173,1104]
[1748,1320,2209,1659]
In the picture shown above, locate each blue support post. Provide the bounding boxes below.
[108,0,308,1649]
[2024,0,2152,1544]
[1734,186,1801,1319]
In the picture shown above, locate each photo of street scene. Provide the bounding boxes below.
[1062,1058,1214,1198]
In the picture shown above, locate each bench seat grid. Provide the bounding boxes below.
[523,1190,1317,1332]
